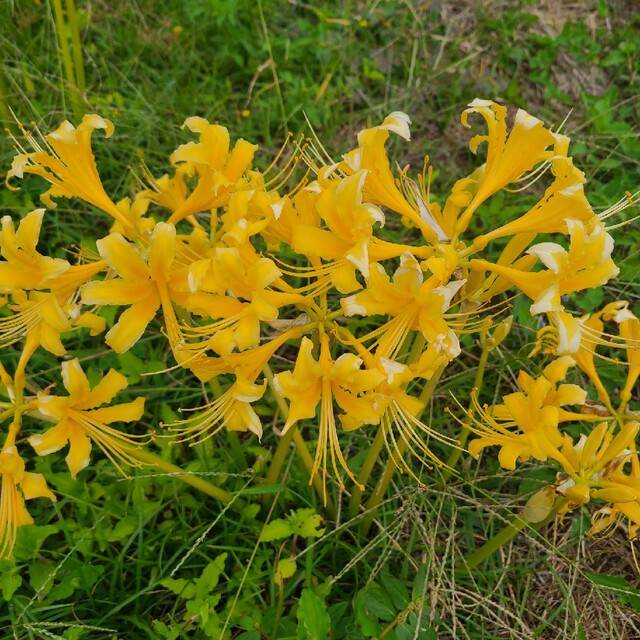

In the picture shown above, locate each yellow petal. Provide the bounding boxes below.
[82,278,152,306]
[29,421,71,456]
[563,482,591,504]
[66,427,92,478]
[80,369,129,409]
[224,139,258,181]
[147,222,176,283]
[96,233,149,281]
[20,472,56,501]
[498,441,529,470]
[86,397,145,424]
[105,294,160,353]
[61,358,91,398]
[592,487,637,504]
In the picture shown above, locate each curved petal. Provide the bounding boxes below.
[78,369,129,409]
[20,472,56,501]
[105,294,160,353]
[85,397,145,424]
[61,358,91,397]
[148,222,176,283]
[66,427,92,478]
[28,421,71,456]
[82,279,153,306]
[96,233,149,280]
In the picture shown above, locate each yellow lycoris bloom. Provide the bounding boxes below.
[0,209,69,292]
[471,219,618,353]
[81,222,187,353]
[157,117,258,225]
[467,358,586,470]
[342,251,464,360]
[1,98,636,554]
[274,335,383,499]
[454,99,565,234]
[29,359,146,477]
[8,115,134,235]
[0,446,56,558]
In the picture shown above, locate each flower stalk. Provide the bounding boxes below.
[462,497,568,570]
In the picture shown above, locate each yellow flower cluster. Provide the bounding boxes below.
[0,99,637,556]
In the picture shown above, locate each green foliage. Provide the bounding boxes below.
[260,508,325,541]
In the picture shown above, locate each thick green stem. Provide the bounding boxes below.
[440,343,491,482]
[64,0,86,94]
[264,423,296,488]
[462,497,567,570]
[0,68,12,124]
[348,426,385,519]
[50,0,83,119]
[226,430,248,471]
[360,363,446,535]
[134,448,235,505]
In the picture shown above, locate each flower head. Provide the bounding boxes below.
[0,446,55,558]
[29,359,146,477]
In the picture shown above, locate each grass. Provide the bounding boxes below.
[1,0,640,638]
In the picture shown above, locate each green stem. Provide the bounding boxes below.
[292,428,336,520]
[50,0,83,119]
[360,363,446,535]
[462,497,567,570]
[134,448,235,505]
[440,343,491,482]
[347,425,385,519]
[64,0,86,94]
[347,332,427,521]
[264,423,296,488]
[0,68,12,124]
[227,430,248,471]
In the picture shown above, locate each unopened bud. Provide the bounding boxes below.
[480,316,513,351]
[523,485,556,523]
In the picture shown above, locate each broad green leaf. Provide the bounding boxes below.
[13,525,59,562]
[275,556,296,588]
[262,509,325,541]
[381,574,409,610]
[294,509,325,539]
[363,584,395,622]
[354,590,382,637]
[195,553,227,600]
[1,572,21,601]
[261,518,293,541]
[161,577,196,599]
[297,589,331,640]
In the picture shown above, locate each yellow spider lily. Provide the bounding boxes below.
[274,335,383,500]
[81,222,188,354]
[467,359,586,470]
[29,359,146,477]
[471,219,618,353]
[8,116,134,235]
[0,209,69,292]
[0,445,56,559]
[163,117,258,224]
[342,251,464,360]
[455,99,563,234]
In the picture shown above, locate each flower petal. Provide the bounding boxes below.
[105,294,160,353]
